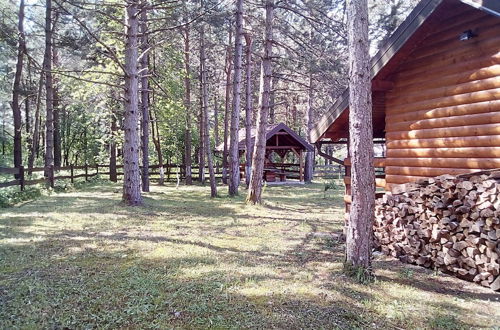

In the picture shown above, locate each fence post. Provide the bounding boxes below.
[96,164,99,175]
[70,164,74,183]
[19,166,25,191]
[50,165,55,188]
[85,164,88,181]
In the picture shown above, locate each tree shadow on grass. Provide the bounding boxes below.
[374,258,500,301]
[0,231,394,329]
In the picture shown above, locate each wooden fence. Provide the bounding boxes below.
[313,164,343,179]
[1,162,344,191]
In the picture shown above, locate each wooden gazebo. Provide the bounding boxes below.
[217,123,313,182]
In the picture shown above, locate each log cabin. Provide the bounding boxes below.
[217,123,313,183]
[310,0,500,216]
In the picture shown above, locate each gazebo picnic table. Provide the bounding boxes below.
[263,167,287,182]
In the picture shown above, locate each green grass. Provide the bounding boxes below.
[1,181,499,329]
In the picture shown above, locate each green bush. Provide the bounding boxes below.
[0,186,43,208]
[0,176,107,208]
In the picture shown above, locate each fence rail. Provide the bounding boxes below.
[1,162,343,191]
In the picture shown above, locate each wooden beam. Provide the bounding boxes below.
[267,146,301,150]
[315,142,344,165]
[299,149,304,182]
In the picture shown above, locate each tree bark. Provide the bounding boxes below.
[44,0,54,179]
[214,94,219,173]
[244,33,253,187]
[12,0,25,173]
[345,0,375,274]
[150,106,164,184]
[53,42,61,168]
[304,72,314,183]
[247,0,274,204]
[28,61,44,174]
[228,0,244,196]
[140,5,150,192]
[198,49,205,184]
[200,28,217,197]
[222,29,232,185]
[183,25,193,185]
[109,109,117,182]
[122,0,142,205]
[269,75,275,123]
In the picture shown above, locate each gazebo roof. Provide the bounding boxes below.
[216,122,313,152]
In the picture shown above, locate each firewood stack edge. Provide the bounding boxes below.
[374,170,500,291]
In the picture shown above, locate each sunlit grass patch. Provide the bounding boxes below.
[1,181,499,328]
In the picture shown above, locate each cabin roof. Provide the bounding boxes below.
[310,0,500,144]
[216,123,314,152]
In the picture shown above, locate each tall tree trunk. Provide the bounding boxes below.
[28,63,44,174]
[109,109,117,182]
[200,28,217,197]
[228,0,244,196]
[183,25,193,185]
[198,52,205,184]
[1,105,5,156]
[247,0,274,204]
[345,0,375,275]
[140,5,150,192]
[43,0,54,179]
[11,0,25,172]
[244,33,253,187]
[214,95,219,173]
[122,0,142,205]
[304,73,314,183]
[150,106,164,184]
[53,43,61,168]
[269,76,275,123]
[222,29,232,185]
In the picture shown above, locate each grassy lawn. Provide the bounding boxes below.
[1,181,499,329]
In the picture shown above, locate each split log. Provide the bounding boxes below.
[374,170,500,291]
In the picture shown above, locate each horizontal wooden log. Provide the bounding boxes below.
[391,64,500,96]
[387,146,500,159]
[417,10,496,46]
[386,87,500,115]
[0,180,21,188]
[394,36,500,77]
[395,52,500,87]
[54,166,73,171]
[55,175,73,180]
[0,167,20,175]
[384,157,500,169]
[344,157,386,167]
[344,176,386,188]
[385,166,482,177]
[386,110,500,132]
[408,20,500,62]
[386,99,500,126]
[386,123,500,141]
[385,174,430,184]
[387,76,500,107]
[386,135,500,149]
[72,174,88,179]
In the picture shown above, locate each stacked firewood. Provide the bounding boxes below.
[374,170,500,291]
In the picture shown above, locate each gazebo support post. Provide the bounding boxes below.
[299,149,304,182]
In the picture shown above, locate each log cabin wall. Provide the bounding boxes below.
[384,5,500,191]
